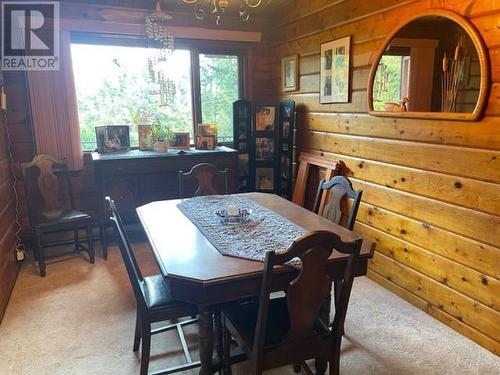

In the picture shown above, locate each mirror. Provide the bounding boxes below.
[367,9,490,121]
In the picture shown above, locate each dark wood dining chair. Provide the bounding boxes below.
[106,197,200,375]
[21,154,95,277]
[313,175,363,231]
[312,175,363,335]
[178,163,229,198]
[221,231,363,375]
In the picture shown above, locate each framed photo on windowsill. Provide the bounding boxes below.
[320,36,351,104]
[195,135,216,150]
[171,132,190,149]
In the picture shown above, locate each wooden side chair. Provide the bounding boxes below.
[313,175,363,231]
[21,154,95,277]
[178,162,229,198]
[106,197,200,375]
[313,175,363,335]
[221,231,363,375]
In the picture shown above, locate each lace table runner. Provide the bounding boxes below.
[177,195,307,263]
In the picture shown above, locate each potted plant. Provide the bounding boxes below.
[148,115,174,153]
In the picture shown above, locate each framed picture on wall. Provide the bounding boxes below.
[282,54,298,92]
[320,36,351,103]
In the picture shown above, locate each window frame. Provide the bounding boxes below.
[71,33,246,151]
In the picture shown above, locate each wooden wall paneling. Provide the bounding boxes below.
[486,83,500,116]
[287,91,368,113]
[60,2,271,33]
[271,0,416,45]
[0,112,20,323]
[297,131,500,183]
[369,252,500,346]
[295,147,500,216]
[355,222,499,311]
[272,0,500,353]
[491,48,500,81]
[355,202,499,279]
[300,113,500,150]
[272,0,346,25]
[350,178,500,248]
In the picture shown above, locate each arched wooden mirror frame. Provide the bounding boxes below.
[367,9,490,121]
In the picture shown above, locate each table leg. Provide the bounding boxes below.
[198,305,214,375]
[315,287,332,375]
[214,310,224,374]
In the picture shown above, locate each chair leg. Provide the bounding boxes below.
[87,224,95,264]
[140,320,151,375]
[329,343,341,375]
[333,280,345,335]
[100,224,108,260]
[36,233,46,277]
[315,287,332,375]
[74,229,80,252]
[133,310,141,352]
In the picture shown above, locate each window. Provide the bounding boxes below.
[199,54,240,143]
[71,41,242,151]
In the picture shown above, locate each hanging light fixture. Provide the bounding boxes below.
[145,0,176,107]
[181,0,263,25]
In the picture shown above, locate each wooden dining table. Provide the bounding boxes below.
[137,192,374,375]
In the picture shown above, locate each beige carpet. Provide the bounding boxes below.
[0,244,498,375]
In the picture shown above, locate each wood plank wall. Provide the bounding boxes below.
[269,0,500,354]
[0,103,20,322]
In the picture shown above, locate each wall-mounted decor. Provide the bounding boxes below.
[282,55,298,92]
[320,36,351,104]
[95,125,130,153]
[367,9,490,121]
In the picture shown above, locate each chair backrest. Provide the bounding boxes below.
[178,163,229,198]
[312,175,362,230]
[253,231,363,364]
[21,154,76,219]
[20,154,76,225]
[105,196,147,309]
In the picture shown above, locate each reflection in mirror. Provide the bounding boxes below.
[372,16,480,114]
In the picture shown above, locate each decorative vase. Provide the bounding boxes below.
[154,141,169,153]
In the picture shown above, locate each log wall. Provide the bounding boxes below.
[0,101,21,322]
[271,0,500,354]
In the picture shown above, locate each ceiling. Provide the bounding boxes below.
[60,0,289,19]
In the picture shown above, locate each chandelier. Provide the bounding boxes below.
[181,0,263,25]
[145,0,176,107]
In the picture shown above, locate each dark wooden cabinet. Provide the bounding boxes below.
[92,147,238,253]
